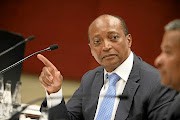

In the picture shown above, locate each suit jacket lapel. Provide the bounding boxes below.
[88,68,104,120]
[115,54,141,120]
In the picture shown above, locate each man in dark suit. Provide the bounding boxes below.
[155,19,180,120]
[37,14,178,120]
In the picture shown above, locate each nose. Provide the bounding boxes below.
[154,54,163,68]
[102,40,112,51]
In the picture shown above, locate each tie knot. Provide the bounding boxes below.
[106,73,120,86]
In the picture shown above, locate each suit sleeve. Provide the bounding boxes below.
[146,79,178,120]
[40,98,70,120]
[166,94,180,120]
[40,71,90,120]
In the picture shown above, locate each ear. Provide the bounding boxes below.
[88,43,91,50]
[126,34,132,48]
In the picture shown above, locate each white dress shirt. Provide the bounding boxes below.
[46,51,134,120]
[94,51,133,120]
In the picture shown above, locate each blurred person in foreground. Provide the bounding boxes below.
[37,14,178,120]
[155,19,180,120]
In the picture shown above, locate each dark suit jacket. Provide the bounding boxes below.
[166,93,180,120]
[42,54,178,120]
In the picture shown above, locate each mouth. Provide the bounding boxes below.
[102,54,117,59]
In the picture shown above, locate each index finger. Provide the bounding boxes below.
[37,54,56,69]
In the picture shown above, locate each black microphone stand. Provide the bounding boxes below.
[0,44,58,74]
[0,36,34,57]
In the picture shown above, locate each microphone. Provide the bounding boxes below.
[0,36,35,57]
[0,44,58,74]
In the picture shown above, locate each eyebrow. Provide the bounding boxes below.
[107,31,118,34]
[94,34,100,37]
[92,31,118,40]
[92,34,101,40]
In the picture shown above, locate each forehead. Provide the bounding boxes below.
[89,16,122,35]
[94,16,121,28]
[162,30,180,48]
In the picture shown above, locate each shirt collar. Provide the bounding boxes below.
[104,51,134,82]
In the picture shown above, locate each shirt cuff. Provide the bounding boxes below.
[46,88,63,108]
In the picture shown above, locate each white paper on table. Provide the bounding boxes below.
[21,104,41,116]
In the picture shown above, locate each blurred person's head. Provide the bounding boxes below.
[88,14,132,72]
[155,19,180,91]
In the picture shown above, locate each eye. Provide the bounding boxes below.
[165,50,172,55]
[162,48,172,56]
[109,35,119,40]
[94,40,101,44]
[113,36,118,39]
[92,39,102,46]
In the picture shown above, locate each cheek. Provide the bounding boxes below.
[165,60,180,83]
[91,49,97,58]
[114,43,129,58]
[165,58,177,70]
[113,42,124,52]
[161,57,180,87]
[91,48,101,61]
[161,61,172,85]
[169,59,180,73]
[174,61,180,79]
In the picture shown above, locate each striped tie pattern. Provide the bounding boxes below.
[96,73,120,120]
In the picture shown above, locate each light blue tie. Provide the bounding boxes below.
[96,73,120,120]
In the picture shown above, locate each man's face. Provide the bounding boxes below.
[155,30,180,91]
[88,15,132,72]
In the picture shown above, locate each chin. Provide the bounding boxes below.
[170,84,180,92]
[161,78,171,86]
[162,78,180,91]
[103,62,119,67]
